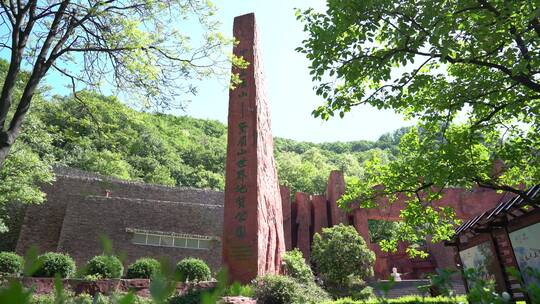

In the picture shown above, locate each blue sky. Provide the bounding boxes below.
[181,0,414,142]
[14,0,414,143]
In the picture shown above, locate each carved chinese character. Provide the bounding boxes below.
[238,122,247,133]
[235,196,245,208]
[237,148,247,156]
[237,169,246,182]
[237,159,246,168]
[235,184,247,193]
[235,226,246,238]
[238,135,247,146]
[235,211,247,222]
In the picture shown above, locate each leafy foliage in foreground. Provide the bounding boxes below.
[222,282,254,298]
[30,292,153,304]
[322,295,467,304]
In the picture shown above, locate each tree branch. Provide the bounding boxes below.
[475,180,538,205]
[405,48,540,93]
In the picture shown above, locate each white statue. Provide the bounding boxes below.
[390,267,402,281]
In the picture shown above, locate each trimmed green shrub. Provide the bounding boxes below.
[32,252,76,278]
[175,258,211,282]
[126,258,161,279]
[0,251,23,275]
[255,274,329,304]
[311,224,375,285]
[255,274,300,304]
[281,249,314,283]
[85,255,124,279]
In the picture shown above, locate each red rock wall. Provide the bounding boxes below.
[353,208,370,247]
[222,13,285,283]
[291,199,298,252]
[285,171,507,279]
[280,186,292,251]
[311,195,328,235]
[326,171,347,226]
[295,192,311,260]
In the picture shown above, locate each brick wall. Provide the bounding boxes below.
[16,167,224,273]
[16,181,70,254]
[0,202,28,251]
[52,167,224,205]
[57,195,223,271]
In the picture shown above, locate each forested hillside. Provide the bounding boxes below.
[5,91,406,194]
[34,92,404,194]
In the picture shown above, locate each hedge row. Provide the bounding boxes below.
[0,251,210,281]
[323,295,468,304]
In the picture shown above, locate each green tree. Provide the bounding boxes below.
[311,224,375,286]
[276,148,333,194]
[368,219,403,244]
[0,61,54,234]
[0,0,245,170]
[297,0,540,254]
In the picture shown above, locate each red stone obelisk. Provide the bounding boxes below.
[222,13,285,283]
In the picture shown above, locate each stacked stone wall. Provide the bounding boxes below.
[0,201,28,251]
[16,167,224,272]
[57,196,223,270]
[52,167,223,205]
[16,181,70,254]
